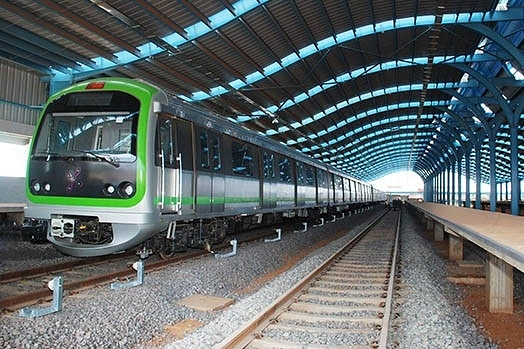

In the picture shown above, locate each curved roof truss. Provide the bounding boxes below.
[0,0,522,185]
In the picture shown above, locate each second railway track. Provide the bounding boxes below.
[218,209,401,349]
[0,223,297,312]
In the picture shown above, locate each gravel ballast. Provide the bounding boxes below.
[0,206,514,348]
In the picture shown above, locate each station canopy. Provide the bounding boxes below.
[0,0,523,184]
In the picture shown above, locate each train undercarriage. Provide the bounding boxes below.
[151,204,375,260]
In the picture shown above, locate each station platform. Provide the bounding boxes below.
[0,203,25,226]
[407,200,524,314]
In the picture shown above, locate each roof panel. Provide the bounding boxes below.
[0,0,521,186]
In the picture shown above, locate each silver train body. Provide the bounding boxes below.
[24,79,386,257]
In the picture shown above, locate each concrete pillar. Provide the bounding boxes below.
[448,234,463,261]
[434,221,444,241]
[425,216,434,231]
[487,254,513,313]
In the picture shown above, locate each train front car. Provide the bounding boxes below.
[25,79,162,257]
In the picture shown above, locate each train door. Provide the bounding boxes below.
[210,133,224,212]
[316,169,328,205]
[195,128,224,214]
[343,178,350,203]
[276,155,295,208]
[156,115,194,214]
[262,151,277,209]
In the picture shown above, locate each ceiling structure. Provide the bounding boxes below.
[0,0,523,185]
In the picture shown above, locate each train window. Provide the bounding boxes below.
[344,178,351,199]
[334,175,342,190]
[212,135,221,171]
[317,169,326,188]
[156,117,174,167]
[263,151,274,179]
[305,165,315,186]
[175,119,193,170]
[296,162,304,185]
[278,156,292,183]
[232,141,253,176]
[54,120,71,152]
[199,132,210,169]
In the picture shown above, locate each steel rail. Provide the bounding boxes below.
[377,208,401,348]
[216,209,394,348]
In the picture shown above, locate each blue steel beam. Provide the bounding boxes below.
[320,121,434,160]
[0,19,94,68]
[0,49,52,74]
[332,136,431,174]
[0,32,81,70]
[52,7,523,90]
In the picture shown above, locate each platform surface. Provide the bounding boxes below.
[0,203,26,213]
[409,201,524,273]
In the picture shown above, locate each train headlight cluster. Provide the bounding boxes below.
[103,181,135,198]
[31,180,51,194]
[119,181,135,198]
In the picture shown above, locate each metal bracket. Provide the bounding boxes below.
[215,239,237,258]
[19,276,63,318]
[313,218,325,227]
[110,260,144,289]
[265,228,282,242]
[294,222,308,233]
[136,246,153,259]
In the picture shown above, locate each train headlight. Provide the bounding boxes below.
[31,180,41,193]
[44,183,51,192]
[103,184,116,196]
[118,181,135,198]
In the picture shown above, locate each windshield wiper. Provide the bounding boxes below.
[76,150,120,168]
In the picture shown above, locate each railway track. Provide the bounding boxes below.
[218,209,401,348]
[0,224,292,312]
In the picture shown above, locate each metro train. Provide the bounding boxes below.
[23,78,386,257]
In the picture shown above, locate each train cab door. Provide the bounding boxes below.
[195,128,224,214]
[156,115,194,215]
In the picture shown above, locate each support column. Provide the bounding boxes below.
[434,221,444,241]
[475,146,482,209]
[489,135,497,212]
[451,161,457,206]
[457,155,463,206]
[446,166,451,205]
[448,234,463,261]
[425,216,434,231]
[487,254,513,313]
[465,152,471,208]
[510,121,519,215]
[440,171,445,203]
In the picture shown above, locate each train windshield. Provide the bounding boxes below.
[32,91,140,163]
